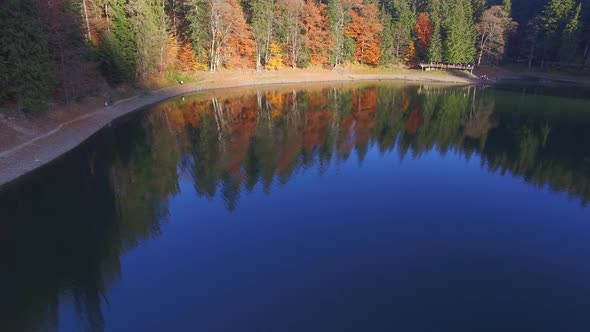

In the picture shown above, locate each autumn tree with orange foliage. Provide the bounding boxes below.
[414,13,434,59]
[178,43,201,71]
[207,0,254,72]
[346,2,383,65]
[222,0,255,69]
[301,0,331,66]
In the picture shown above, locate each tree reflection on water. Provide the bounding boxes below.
[1,82,590,331]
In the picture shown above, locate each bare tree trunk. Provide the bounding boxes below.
[528,40,535,70]
[212,98,224,144]
[291,41,297,69]
[256,51,262,72]
[478,33,486,66]
[82,0,92,41]
[265,30,272,64]
[210,37,216,72]
[360,43,364,65]
[257,90,262,112]
[57,33,69,104]
[172,0,177,36]
[159,45,164,73]
[105,4,110,31]
[584,42,589,67]
[292,90,297,114]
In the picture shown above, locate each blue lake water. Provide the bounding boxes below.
[2,82,590,331]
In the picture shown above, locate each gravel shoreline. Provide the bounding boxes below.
[0,73,476,188]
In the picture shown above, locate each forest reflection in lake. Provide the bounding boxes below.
[2,82,590,332]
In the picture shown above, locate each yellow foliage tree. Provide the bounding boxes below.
[195,51,208,71]
[164,35,180,70]
[404,40,416,64]
[266,91,284,119]
[265,43,284,70]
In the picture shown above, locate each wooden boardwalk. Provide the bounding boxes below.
[419,62,475,72]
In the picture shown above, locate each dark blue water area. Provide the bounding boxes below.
[64,145,590,332]
[2,83,590,331]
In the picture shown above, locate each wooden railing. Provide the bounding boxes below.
[419,62,475,71]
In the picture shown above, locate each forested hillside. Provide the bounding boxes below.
[1,0,589,111]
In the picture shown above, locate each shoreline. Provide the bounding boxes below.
[0,71,483,189]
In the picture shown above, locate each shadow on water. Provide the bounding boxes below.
[1,82,590,331]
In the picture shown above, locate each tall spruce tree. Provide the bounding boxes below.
[184,0,211,62]
[380,7,396,64]
[540,0,583,63]
[472,0,486,21]
[0,0,53,111]
[443,0,477,63]
[127,0,168,79]
[99,0,137,83]
[427,0,444,61]
[391,0,416,61]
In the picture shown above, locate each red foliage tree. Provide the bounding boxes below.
[405,107,423,134]
[415,12,434,55]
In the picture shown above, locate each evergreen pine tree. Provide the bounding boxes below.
[127,0,168,79]
[100,0,137,82]
[391,0,416,61]
[427,0,444,62]
[540,0,582,63]
[0,0,53,111]
[380,9,396,64]
[99,31,132,84]
[184,0,211,63]
[443,0,477,63]
[472,0,486,21]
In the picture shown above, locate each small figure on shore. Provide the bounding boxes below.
[104,97,113,107]
[179,80,184,85]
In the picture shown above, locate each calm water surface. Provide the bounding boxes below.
[2,82,590,332]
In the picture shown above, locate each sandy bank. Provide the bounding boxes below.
[0,70,476,188]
